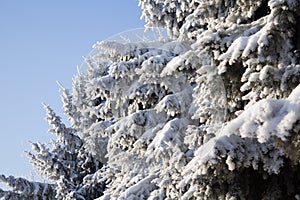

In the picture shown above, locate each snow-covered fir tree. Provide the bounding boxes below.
[1,0,300,199]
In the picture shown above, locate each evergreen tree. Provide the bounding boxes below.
[1,0,300,199]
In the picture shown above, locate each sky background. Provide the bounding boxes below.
[0,0,144,181]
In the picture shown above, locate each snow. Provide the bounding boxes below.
[147,118,181,151]
[180,85,300,187]
[122,174,157,199]
[223,84,300,143]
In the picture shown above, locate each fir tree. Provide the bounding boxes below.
[1,0,300,199]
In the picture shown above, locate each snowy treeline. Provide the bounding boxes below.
[1,0,300,199]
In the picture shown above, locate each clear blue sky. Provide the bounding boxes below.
[0,1,144,179]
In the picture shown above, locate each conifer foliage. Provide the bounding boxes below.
[1,0,300,199]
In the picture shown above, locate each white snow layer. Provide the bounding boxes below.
[224,84,300,143]
[182,84,300,179]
